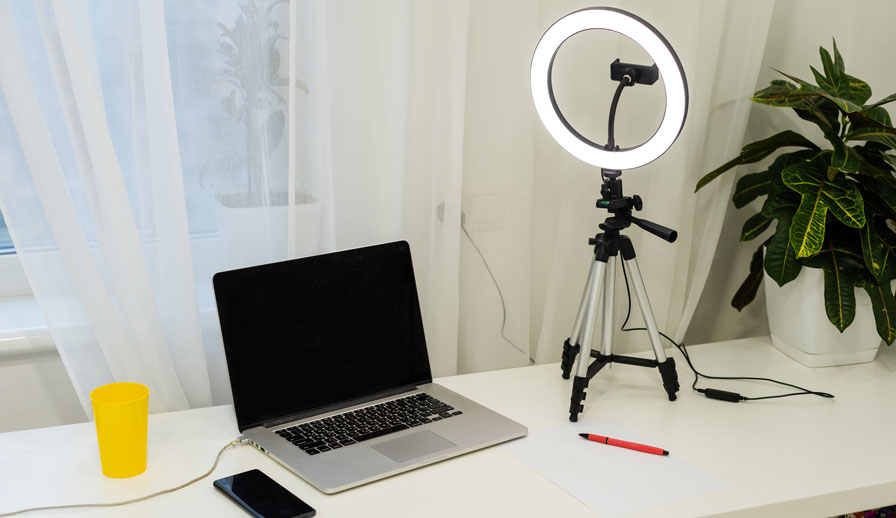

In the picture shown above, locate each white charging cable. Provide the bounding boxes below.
[0,438,248,517]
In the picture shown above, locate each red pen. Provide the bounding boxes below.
[579,433,669,456]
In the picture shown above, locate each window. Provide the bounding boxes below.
[0,210,30,298]
[0,211,12,254]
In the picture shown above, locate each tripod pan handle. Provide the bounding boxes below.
[629,215,677,243]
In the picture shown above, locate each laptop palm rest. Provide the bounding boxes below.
[371,431,456,464]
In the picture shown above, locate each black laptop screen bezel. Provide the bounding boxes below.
[213,240,434,432]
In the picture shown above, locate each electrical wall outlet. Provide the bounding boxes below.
[467,192,505,230]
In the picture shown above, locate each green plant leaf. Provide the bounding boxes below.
[876,221,896,281]
[854,151,896,193]
[731,244,765,311]
[831,39,846,75]
[733,170,775,208]
[816,237,858,332]
[774,70,865,113]
[795,97,842,134]
[818,44,839,79]
[695,131,819,191]
[764,210,802,286]
[760,175,801,219]
[856,175,896,219]
[829,139,861,174]
[788,195,828,258]
[858,274,896,344]
[859,206,891,283]
[870,149,896,170]
[865,92,896,111]
[757,153,814,218]
[844,75,872,106]
[854,187,896,282]
[812,43,872,106]
[848,106,893,129]
[822,265,857,332]
[845,126,896,150]
[761,188,800,218]
[741,212,773,241]
[783,161,865,257]
[794,162,868,227]
[804,222,865,269]
[752,80,839,132]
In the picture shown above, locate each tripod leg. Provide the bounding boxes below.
[622,257,680,401]
[599,256,616,357]
[562,259,598,379]
[570,260,606,422]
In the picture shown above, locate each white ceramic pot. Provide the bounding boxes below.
[764,267,882,367]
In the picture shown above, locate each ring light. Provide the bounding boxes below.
[533,7,688,421]
[530,7,688,170]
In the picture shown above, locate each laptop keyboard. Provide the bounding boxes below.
[275,392,463,455]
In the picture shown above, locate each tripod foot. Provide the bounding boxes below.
[560,339,579,380]
[569,376,588,422]
[658,358,680,401]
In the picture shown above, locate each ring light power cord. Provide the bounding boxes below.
[618,263,834,402]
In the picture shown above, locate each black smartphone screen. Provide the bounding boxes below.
[214,469,316,518]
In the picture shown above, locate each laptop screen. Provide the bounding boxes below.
[213,241,433,431]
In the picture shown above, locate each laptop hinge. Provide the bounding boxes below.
[254,383,422,431]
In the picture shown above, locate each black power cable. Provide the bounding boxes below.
[461,223,535,364]
[618,262,834,402]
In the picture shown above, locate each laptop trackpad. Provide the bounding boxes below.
[371,430,456,464]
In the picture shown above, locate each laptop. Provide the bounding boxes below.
[213,240,527,493]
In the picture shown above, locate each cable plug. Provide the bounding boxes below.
[698,388,747,403]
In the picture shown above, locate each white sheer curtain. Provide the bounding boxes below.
[0,1,225,415]
[0,0,470,418]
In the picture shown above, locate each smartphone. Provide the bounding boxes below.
[214,469,316,518]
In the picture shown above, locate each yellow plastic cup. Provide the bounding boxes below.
[90,382,149,478]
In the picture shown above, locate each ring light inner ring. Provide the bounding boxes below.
[531,8,688,170]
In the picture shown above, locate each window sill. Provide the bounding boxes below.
[0,291,221,358]
[0,295,53,357]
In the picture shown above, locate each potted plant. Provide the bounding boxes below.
[695,40,896,366]
[203,0,319,265]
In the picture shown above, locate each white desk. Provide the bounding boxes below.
[2,336,896,517]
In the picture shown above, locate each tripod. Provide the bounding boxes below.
[560,172,680,422]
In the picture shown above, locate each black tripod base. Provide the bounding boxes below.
[566,352,680,421]
[658,357,680,401]
[569,376,588,422]
[561,339,577,379]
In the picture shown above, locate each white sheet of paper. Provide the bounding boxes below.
[503,417,725,517]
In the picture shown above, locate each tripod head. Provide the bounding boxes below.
[595,173,677,243]
[591,60,676,243]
